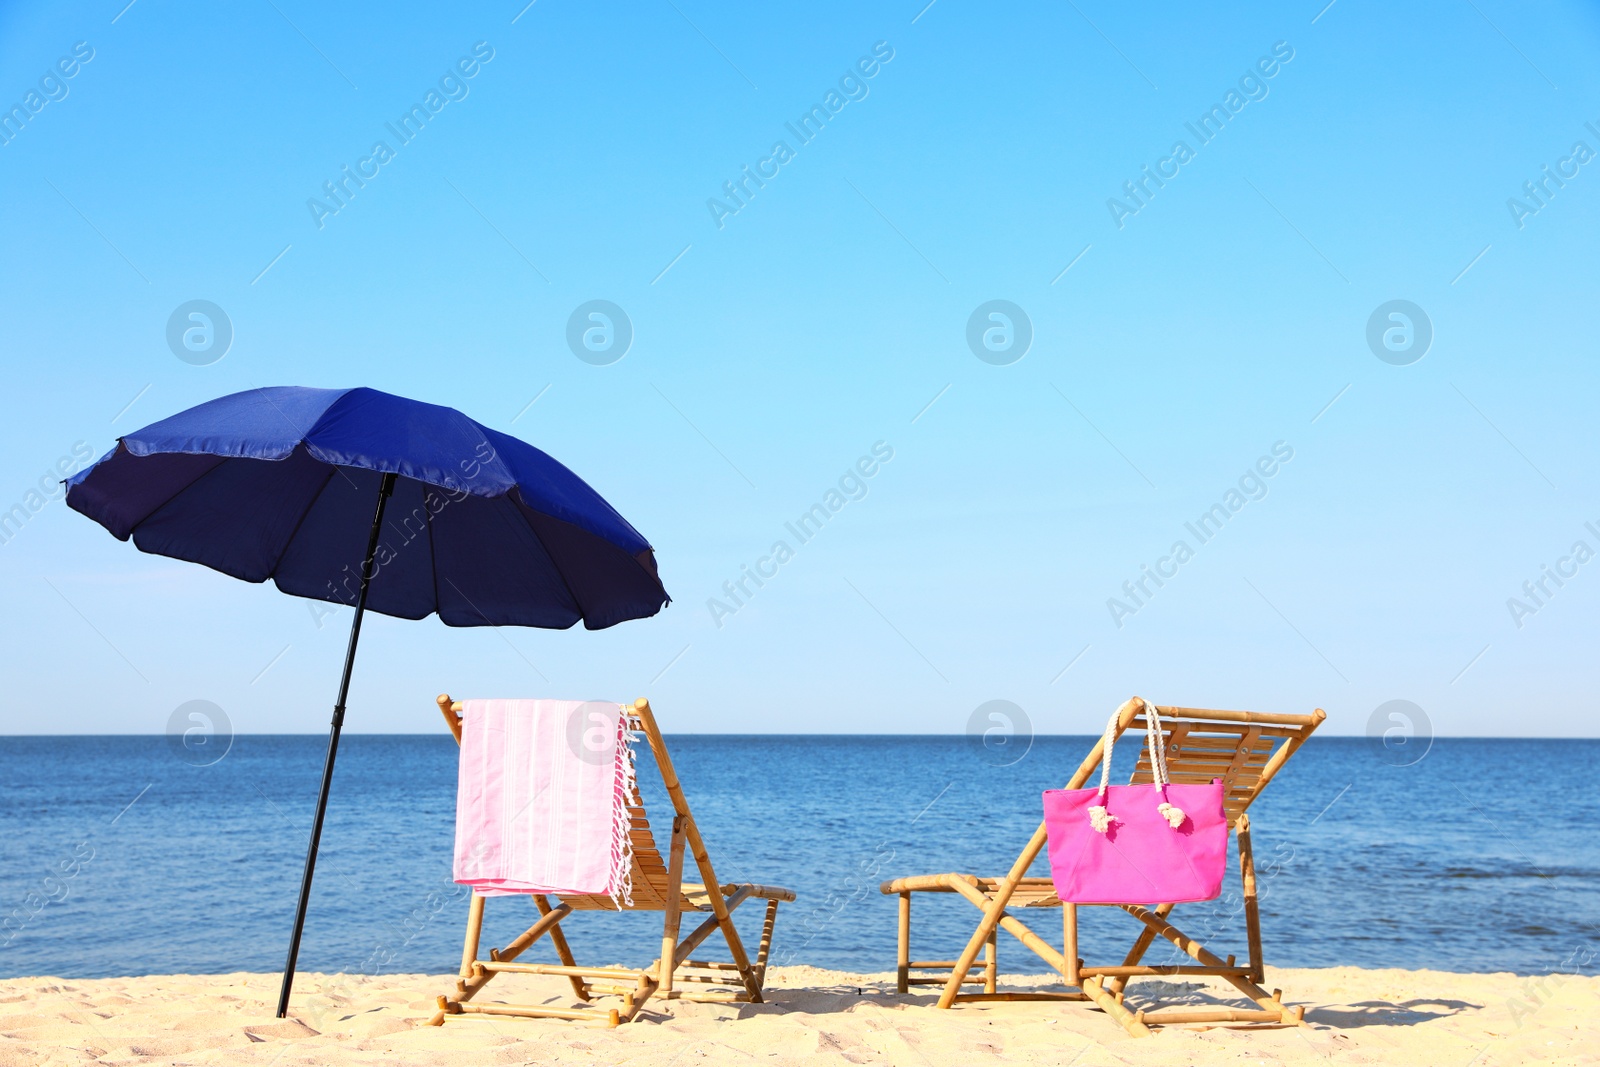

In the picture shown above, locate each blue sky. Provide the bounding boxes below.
[3,0,1598,738]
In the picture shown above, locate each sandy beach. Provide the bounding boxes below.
[3,965,1594,1066]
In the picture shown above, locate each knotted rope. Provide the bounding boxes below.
[1088,697,1187,833]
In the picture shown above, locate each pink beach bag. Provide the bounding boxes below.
[1044,702,1228,905]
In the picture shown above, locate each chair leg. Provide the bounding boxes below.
[938,822,1051,1008]
[896,892,911,994]
[1106,902,1174,996]
[536,895,589,1002]
[755,898,779,977]
[664,887,772,1003]
[1120,904,1301,1025]
[1238,815,1266,984]
[947,878,1076,979]
[1082,975,1155,1037]
[658,816,688,996]
[617,970,660,1023]
[983,928,997,994]
[432,893,570,1024]
[1063,903,1079,985]
[458,891,486,981]
[636,696,764,1005]
[429,890,489,1023]
[713,891,763,1003]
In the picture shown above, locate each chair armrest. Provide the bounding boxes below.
[879,873,983,895]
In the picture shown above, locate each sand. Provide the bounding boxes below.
[1,966,1595,1066]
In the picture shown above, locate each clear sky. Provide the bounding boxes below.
[2,0,1598,738]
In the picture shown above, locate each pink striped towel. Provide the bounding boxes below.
[452,699,636,905]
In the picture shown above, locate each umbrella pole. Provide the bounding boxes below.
[276,471,397,1018]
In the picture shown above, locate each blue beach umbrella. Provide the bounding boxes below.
[64,386,669,1015]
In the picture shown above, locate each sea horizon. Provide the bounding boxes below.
[7,731,1598,739]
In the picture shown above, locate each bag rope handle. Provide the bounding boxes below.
[1087,698,1187,834]
[1145,703,1187,829]
[1087,706,1121,832]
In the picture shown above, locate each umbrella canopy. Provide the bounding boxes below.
[66,386,668,628]
[64,386,669,1018]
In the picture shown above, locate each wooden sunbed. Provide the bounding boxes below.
[880,697,1325,1036]
[429,695,796,1027]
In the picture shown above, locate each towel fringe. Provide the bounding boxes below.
[606,706,637,910]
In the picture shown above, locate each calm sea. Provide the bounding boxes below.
[2,735,1596,981]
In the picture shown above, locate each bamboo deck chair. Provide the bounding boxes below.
[429,695,796,1028]
[880,697,1324,1036]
